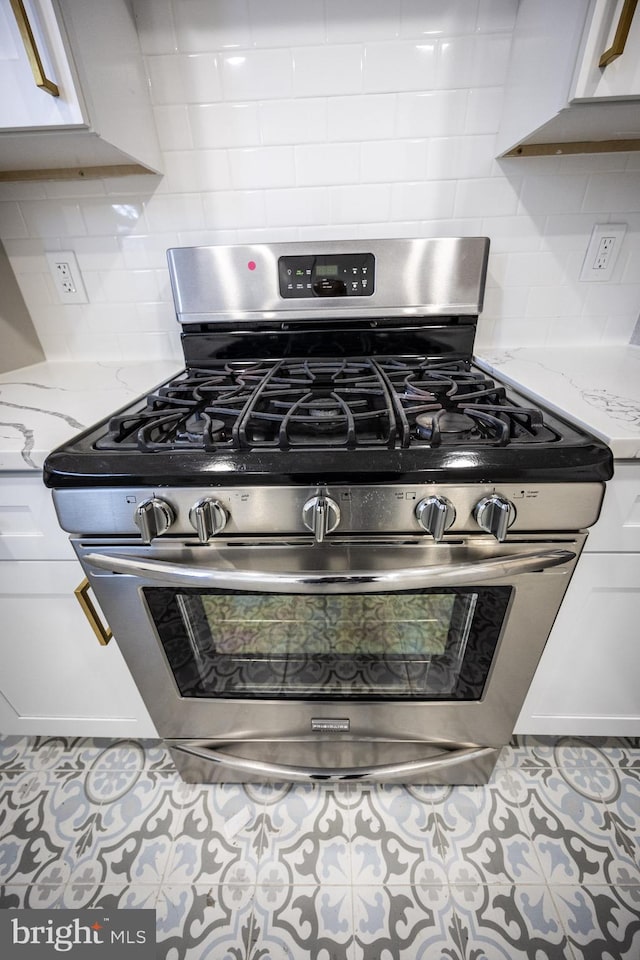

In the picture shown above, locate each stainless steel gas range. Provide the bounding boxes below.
[44,238,613,785]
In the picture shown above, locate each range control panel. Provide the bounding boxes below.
[278,252,375,298]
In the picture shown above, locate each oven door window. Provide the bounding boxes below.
[143,587,512,701]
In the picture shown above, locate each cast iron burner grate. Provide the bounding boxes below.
[95,358,560,453]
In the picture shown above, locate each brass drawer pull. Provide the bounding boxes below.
[74,578,112,646]
[9,0,60,96]
[599,0,638,67]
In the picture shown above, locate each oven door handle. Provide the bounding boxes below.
[83,548,576,591]
[169,739,498,783]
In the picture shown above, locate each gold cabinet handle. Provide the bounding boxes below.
[599,0,638,66]
[9,0,60,96]
[74,578,112,646]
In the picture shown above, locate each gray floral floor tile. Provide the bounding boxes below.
[518,768,640,886]
[432,782,544,886]
[165,782,263,887]
[259,784,352,886]
[349,785,444,888]
[451,883,571,959]
[551,885,640,960]
[252,884,354,960]
[0,883,67,910]
[0,766,184,891]
[1,735,640,958]
[156,884,254,959]
[502,736,640,773]
[353,884,461,960]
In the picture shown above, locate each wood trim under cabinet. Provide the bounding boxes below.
[0,163,156,182]
[503,138,640,157]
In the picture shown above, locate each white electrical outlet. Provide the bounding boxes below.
[46,251,88,304]
[579,224,627,282]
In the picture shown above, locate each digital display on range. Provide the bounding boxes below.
[278,252,375,299]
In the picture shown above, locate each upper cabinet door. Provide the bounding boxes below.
[0,0,84,130]
[573,0,640,100]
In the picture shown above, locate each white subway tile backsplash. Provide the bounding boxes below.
[325,0,399,43]
[396,90,469,137]
[149,106,193,152]
[260,98,328,145]
[162,150,231,193]
[476,0,518,34]
[465,88,504,135]
[248,0,326,48]
[363,42,437,94]
[189,103,260,149]
[203,190,266,230]
[20,201,86,238]
[120,236,170,270]
[147,54,222,105]
[81,202,145,237]
[174,0,250,52]
[0,201,29,239]
[426,136,496,181]
[437,37,476,90]
[222,49,293,101]
[293,45,362,97]
[295,143,360,186]
[229,146,296,189]
[360,140,429,184]
[144,195,204,233]
[0,0,638,362]
[582,172,640,213]
[326,95,396,144]
[133,0,177,56]
[400,0,480,38]
[265,187,330,227]
[470,34,512,86]
[455,178,519,218]
[519,175,588,216]
[391,180,456,221]
[329,184,391,223]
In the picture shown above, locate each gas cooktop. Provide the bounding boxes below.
[94,358,559,454]
[44,356,611,488]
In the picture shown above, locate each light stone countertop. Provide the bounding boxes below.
[475,345,640,460]
[1,349,638,473]
[0,360,181,471]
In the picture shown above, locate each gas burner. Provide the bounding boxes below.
[93,358,561,455]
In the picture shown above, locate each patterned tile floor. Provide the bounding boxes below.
[0,734,638,959]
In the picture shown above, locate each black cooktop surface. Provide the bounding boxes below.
[43,358,613,488]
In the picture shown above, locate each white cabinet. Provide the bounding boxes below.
[516,462,640,736]
[497,0,640,157]
[0,472,157,737]
[0,0,83,129]
[0,0,162,180]
[573,0,640,100]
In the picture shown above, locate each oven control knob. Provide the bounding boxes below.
[189,498,228,542]
[134,497,175,543]
[415,496,456,541]
[474,495,516,542]
[302,495,341,542]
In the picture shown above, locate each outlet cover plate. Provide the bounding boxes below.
[579,223,627,282]
[46,250,88,304]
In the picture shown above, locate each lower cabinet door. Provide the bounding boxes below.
[0,560,157,737]
[515,553,640,736]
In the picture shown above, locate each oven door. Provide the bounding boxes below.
[75,534,584,783]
